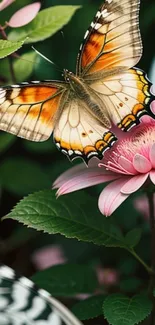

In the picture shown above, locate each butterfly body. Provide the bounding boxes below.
[0,0,154,162]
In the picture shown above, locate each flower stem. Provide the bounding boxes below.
[129,248,153,275]
[0,24,16,83]
[147,192,155,324]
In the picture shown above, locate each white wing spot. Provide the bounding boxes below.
[61,149,68,155]
[84,30,89,39]
[106,0,112,3]
[96,11,101,18]
[101,9,110,18]
[91,22,95,28]
[68,150,74,156]
[31,81,40,84]
[94,23,102,30]
[75,150,82,156]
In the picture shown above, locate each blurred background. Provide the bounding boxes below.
[0,0,154,322]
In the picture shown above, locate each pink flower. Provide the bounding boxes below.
[0,0,14,11]
[134,194,155,220]
[8,2,41,28]
[32,245,66,270]
[54,114,155,217]
[97,266,118,286]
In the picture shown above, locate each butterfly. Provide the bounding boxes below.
[0,264,83,325]
[0,0,154,163]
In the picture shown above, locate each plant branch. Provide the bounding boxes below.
[129,248,154,275]
[0,24,17,83]
[147,192,155,324]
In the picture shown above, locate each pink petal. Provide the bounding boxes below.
[133,154,152,173]
[32,245,66,270]
[98,177,131,217]
[118,156,137,174]
[150,170,155,184]
[57,172,120,196]
[134,196,150,220]
[53,163,86,188]
[140,115,155,124]
[0,0,14,11]
[151,85,155,96]
[88,157,101,167]
[120,173,149,194]
[150,100,155,115]
[53,164,116,189]
[149,143,155,168]
[8,2,41,28]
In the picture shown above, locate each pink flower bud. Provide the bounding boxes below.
[8,2,41,28]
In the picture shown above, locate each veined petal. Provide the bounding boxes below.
[149,143,155,168]
[121,173,149,194]
[98,177,131,217]
[150,170,155,184]
[57,173,120,196]
[118,156,137,174]
[150,99,155,115]
[133,154,152,173]
[54,164,116,189]
[53,163,86,188]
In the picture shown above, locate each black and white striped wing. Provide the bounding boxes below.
[0,265,83,325]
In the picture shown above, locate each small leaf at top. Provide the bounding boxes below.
[103,293,152,325]
[8,6,81,44]
[8,2,41,27]
[125,228,142,248]
[0,39,25,59]
[0,0,14,11]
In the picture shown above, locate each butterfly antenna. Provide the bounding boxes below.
[60,31,67,62]
[32,46,62,73]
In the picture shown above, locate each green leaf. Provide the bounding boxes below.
[0,39,25,59]
[120,277,142,293]
[31,264,98,296]
[8,6,81,44]
[0,133,16,153]
[72,295,105,320]
[0,51,36,84]
[0,158,51,195]
[118,258,138,276]
[24,138,55,153]
[5,190,130,247]
[125,228,142,248]
[103,293,152,325]
[13,51,37,82]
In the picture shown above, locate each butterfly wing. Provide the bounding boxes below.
[76,0,142,78]
[0,81,68,141]
[0,264,83,325]
[90,67,154,131]
[53,93,116,162]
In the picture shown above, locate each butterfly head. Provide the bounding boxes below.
[63,69,74,83]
